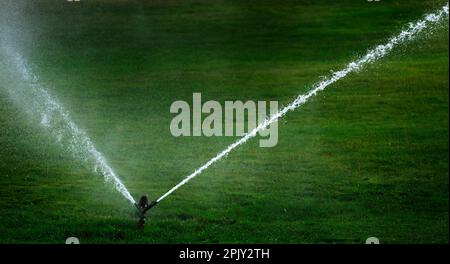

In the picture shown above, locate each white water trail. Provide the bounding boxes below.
[157,3,449,203]
[0,45,136,204]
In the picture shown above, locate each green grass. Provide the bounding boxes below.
[0,0,448,243]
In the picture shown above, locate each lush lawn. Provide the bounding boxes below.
[0,0,448,243]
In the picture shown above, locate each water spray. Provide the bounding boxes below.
[0,45,136,205]
[155,3,449,204]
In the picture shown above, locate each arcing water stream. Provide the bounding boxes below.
[156,3,449,203]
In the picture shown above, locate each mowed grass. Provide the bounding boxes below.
[0,0,448,243]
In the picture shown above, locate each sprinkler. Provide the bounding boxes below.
[135,195,158,230]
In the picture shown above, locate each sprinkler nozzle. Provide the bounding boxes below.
[136,195,158,230]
